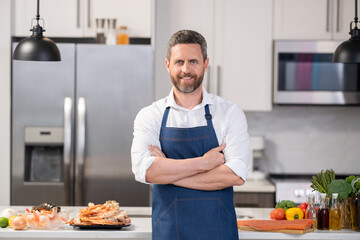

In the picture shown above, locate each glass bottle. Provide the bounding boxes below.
[305,192,317,229]
[317,193,329,230]
[106,19,117,45]
[117,26,129,45]
[329,193,341,230]
[95,18,106,44]
[351,191,360,231]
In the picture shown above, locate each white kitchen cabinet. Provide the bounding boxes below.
[153,0,215,100]
[215,0,272,111]
[12,0,151,38]
[273,0,356,40]
[13,0,83,37]
[84,0,151,38]
[154,0,272,111]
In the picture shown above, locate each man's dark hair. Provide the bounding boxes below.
[166,30,207,62]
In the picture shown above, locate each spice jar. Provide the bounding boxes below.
[106,19,117,45]
[117,26,129,45]
[95,18,106,44]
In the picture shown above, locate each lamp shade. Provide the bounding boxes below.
[332,39,360,63]
[13,25,61,61]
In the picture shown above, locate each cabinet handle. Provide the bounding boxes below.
[206,65,211,92]
[336,0,340,32]
[77,0,80,28]
[217,65,221,96]
[326,0,330,32]
[63,97,72,205]
[88,0,91,28]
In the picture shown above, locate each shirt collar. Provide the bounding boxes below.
[165,86,214,110]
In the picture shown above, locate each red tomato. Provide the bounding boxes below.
[270,208,286,220]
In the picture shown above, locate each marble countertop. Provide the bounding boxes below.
[0,206,359,239]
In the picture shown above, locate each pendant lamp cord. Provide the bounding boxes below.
[36,0,40,25]
[355,0,358,27]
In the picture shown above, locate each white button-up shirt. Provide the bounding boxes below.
[131,87,250,184]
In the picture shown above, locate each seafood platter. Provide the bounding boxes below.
[22,202,70,230]
[68,200,131,229]
[0,200,131,231]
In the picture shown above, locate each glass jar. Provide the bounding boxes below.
[95,18,106,44]
[351,191,360,231]
[106,19,117,45]
[117,26,129,45]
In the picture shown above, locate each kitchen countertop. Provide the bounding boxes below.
[0,206,359,239]
[234,178,276,193]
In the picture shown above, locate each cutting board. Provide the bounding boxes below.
[239,226,314,234]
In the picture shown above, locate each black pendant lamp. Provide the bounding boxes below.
[333,0,360,63]
[13,0,61,61]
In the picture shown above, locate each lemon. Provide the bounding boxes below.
[0,217,8,228]
[8,216,16,227]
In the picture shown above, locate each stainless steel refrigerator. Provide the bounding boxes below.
[12,43,153,206]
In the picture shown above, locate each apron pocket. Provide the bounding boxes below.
[218,199,238,240]
[175,198,222,240]
[153,200,177,240]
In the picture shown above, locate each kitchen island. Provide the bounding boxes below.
[0,206,359,240]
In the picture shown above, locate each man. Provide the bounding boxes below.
[131,29,250,239]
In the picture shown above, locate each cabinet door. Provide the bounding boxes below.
[332,0,357,40]
[13,0,84,37]
[217,0,272,111]
[273,0,332,40]
[153,0,215,99]
[84,0,151,38]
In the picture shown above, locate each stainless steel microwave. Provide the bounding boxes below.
[273,40,360,105]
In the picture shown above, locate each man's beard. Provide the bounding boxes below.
[170,73,204,94]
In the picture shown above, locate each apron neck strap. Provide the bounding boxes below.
[204,104,213,127]
[161,107,171,128]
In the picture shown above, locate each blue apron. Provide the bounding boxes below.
[152,104,238,240]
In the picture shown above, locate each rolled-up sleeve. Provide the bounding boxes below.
[131,106,161,184]
[223,105,250,181]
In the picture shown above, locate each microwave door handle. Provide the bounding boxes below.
[75,97,86,206]
[63,97,72,205]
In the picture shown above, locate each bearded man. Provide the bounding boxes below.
[131,29,250,240]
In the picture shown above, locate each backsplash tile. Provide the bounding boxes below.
[245,106,360,175]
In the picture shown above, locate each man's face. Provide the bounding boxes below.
[165,44,209,94]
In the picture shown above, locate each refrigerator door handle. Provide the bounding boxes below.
[63,97,72,205]
[75,97,86,205]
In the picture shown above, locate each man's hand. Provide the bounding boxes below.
[201,143,226,171]
[148,145,166,158]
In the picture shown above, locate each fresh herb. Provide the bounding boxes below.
[310,169,335,194]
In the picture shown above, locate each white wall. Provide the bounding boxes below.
[0,0,11,205]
